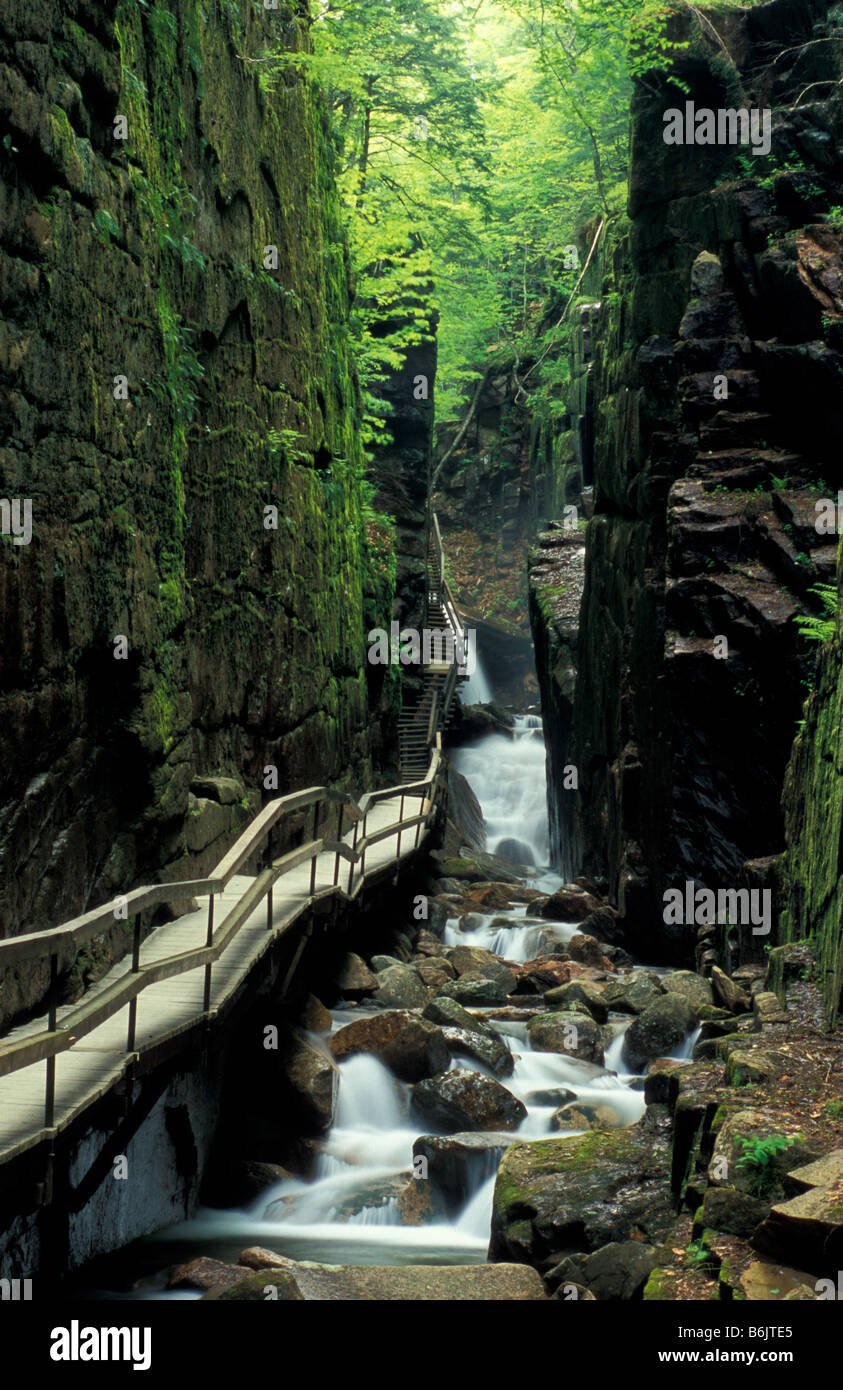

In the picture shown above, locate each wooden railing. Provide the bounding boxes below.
[0,748,446,1132]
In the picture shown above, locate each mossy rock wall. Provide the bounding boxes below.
[530,0,843,962]
[0,0,392,1007]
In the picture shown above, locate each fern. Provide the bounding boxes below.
[795,584,838,644]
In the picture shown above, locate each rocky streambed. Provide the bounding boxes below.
[74,724,843,1304]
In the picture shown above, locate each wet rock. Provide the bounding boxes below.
[550,1102,627,1132]
[528,1009,604,1065]
[525,1087,577,1108]
[396,1174,443,1225]
[489,1129,674,1264]
[318,1174,409,1223]
[209,1160,294,1209]
[422,997,497,1038]
[711,965,752,1014]
[623,994,698,1071]
[516,959,589,993]
[414,930,445,957]
[334,953,378,997]
[370,954,402,972]
[441,1026,514,1078]
[446,945,518,989]
[662,970,714,1012]
[602,973,665,1015]
[411,1068,527,1132]
[538,885,604,922]
[547,1240,660,1300]
[413,1132,509,1209]
[298,994,332,1032]
[373,963,430,1009]
[577,906,625,946]
[168,1257,248,1294]
[416,964,452,989]
[206,1261,549,1300]
[329,1011,450,1082]
[465,883,544,911]
[542,981,608,1023]
[436,977,511,1007]
[285,1038,338,1130]
[418,955,456,979]
[566,933,610,970]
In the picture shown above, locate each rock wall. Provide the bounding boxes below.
[0,1,390,1012]
[530,0,843,961]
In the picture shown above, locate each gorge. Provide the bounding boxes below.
[0,0,842,1339]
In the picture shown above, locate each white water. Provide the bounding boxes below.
[87,706,697,1296]
[451,717,552,869]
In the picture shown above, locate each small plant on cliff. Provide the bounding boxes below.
[795,584,838,645]
[734,1133,799,1195]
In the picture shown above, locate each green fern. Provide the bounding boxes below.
[795,584,838,644]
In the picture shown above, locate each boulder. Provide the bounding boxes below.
[285,1038,338,1130]
[547,1241,660,1301]
[602,973,664,1015]
[489,1128,674,1264]
[370,954,402,972]
[740,1260,819,1301]
[206,1261,549,1300]
[211,1160,294,1208]
[708,1110,820,1200]
[753,1148,843,1271]
[538,885,603,922]
[623,994,698,1071]
[541,981,608,1023]
[525,1087,578,1108]
[373,963,429,1010]
[711,965,752,1014]
[700,1185,770,1238]
[527,1010,604,1065]
[550,1102,627,1132]
[662,970,714,1012]
[422,997,497,1037]
[298,994,332,1032]
[413,1132,509,1209]
[441,1026,514,1078]
[411,1068,526,1132]
[416,964,452,990]
[447,945,517,989]
[334,952,378,997]
[329,1011,450,1082]
[168,1258,249,1294]
[436,977,511,1007]
[566,934,609,970]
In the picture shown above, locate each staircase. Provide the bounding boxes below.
[397,513,466,780]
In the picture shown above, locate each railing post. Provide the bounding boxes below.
[126,915,142,1052]
[203,892,215,1014]
[333,801,343,886]
[397,793,405,858]
[414,791,424,848]
[309,800,320,896]
[44,952,58,1129]
[347,819,358,894]
[360,809,368,877]
[267,883,273,932]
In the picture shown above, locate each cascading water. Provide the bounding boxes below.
[79,701,698,1298]
[459,651,494,705]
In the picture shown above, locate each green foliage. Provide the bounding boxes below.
[795,584,839,646]
[734,1133,799,1195]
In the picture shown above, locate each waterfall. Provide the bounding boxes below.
[460,652,494,705]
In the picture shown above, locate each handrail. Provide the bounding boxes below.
[0,750,446,1116]
[0,785,360,970]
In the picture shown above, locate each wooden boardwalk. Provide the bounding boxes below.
[0,788,430,1168]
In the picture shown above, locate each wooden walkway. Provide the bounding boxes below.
[0,788,431,1168]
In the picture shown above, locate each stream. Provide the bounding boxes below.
[77,711,697,1300]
